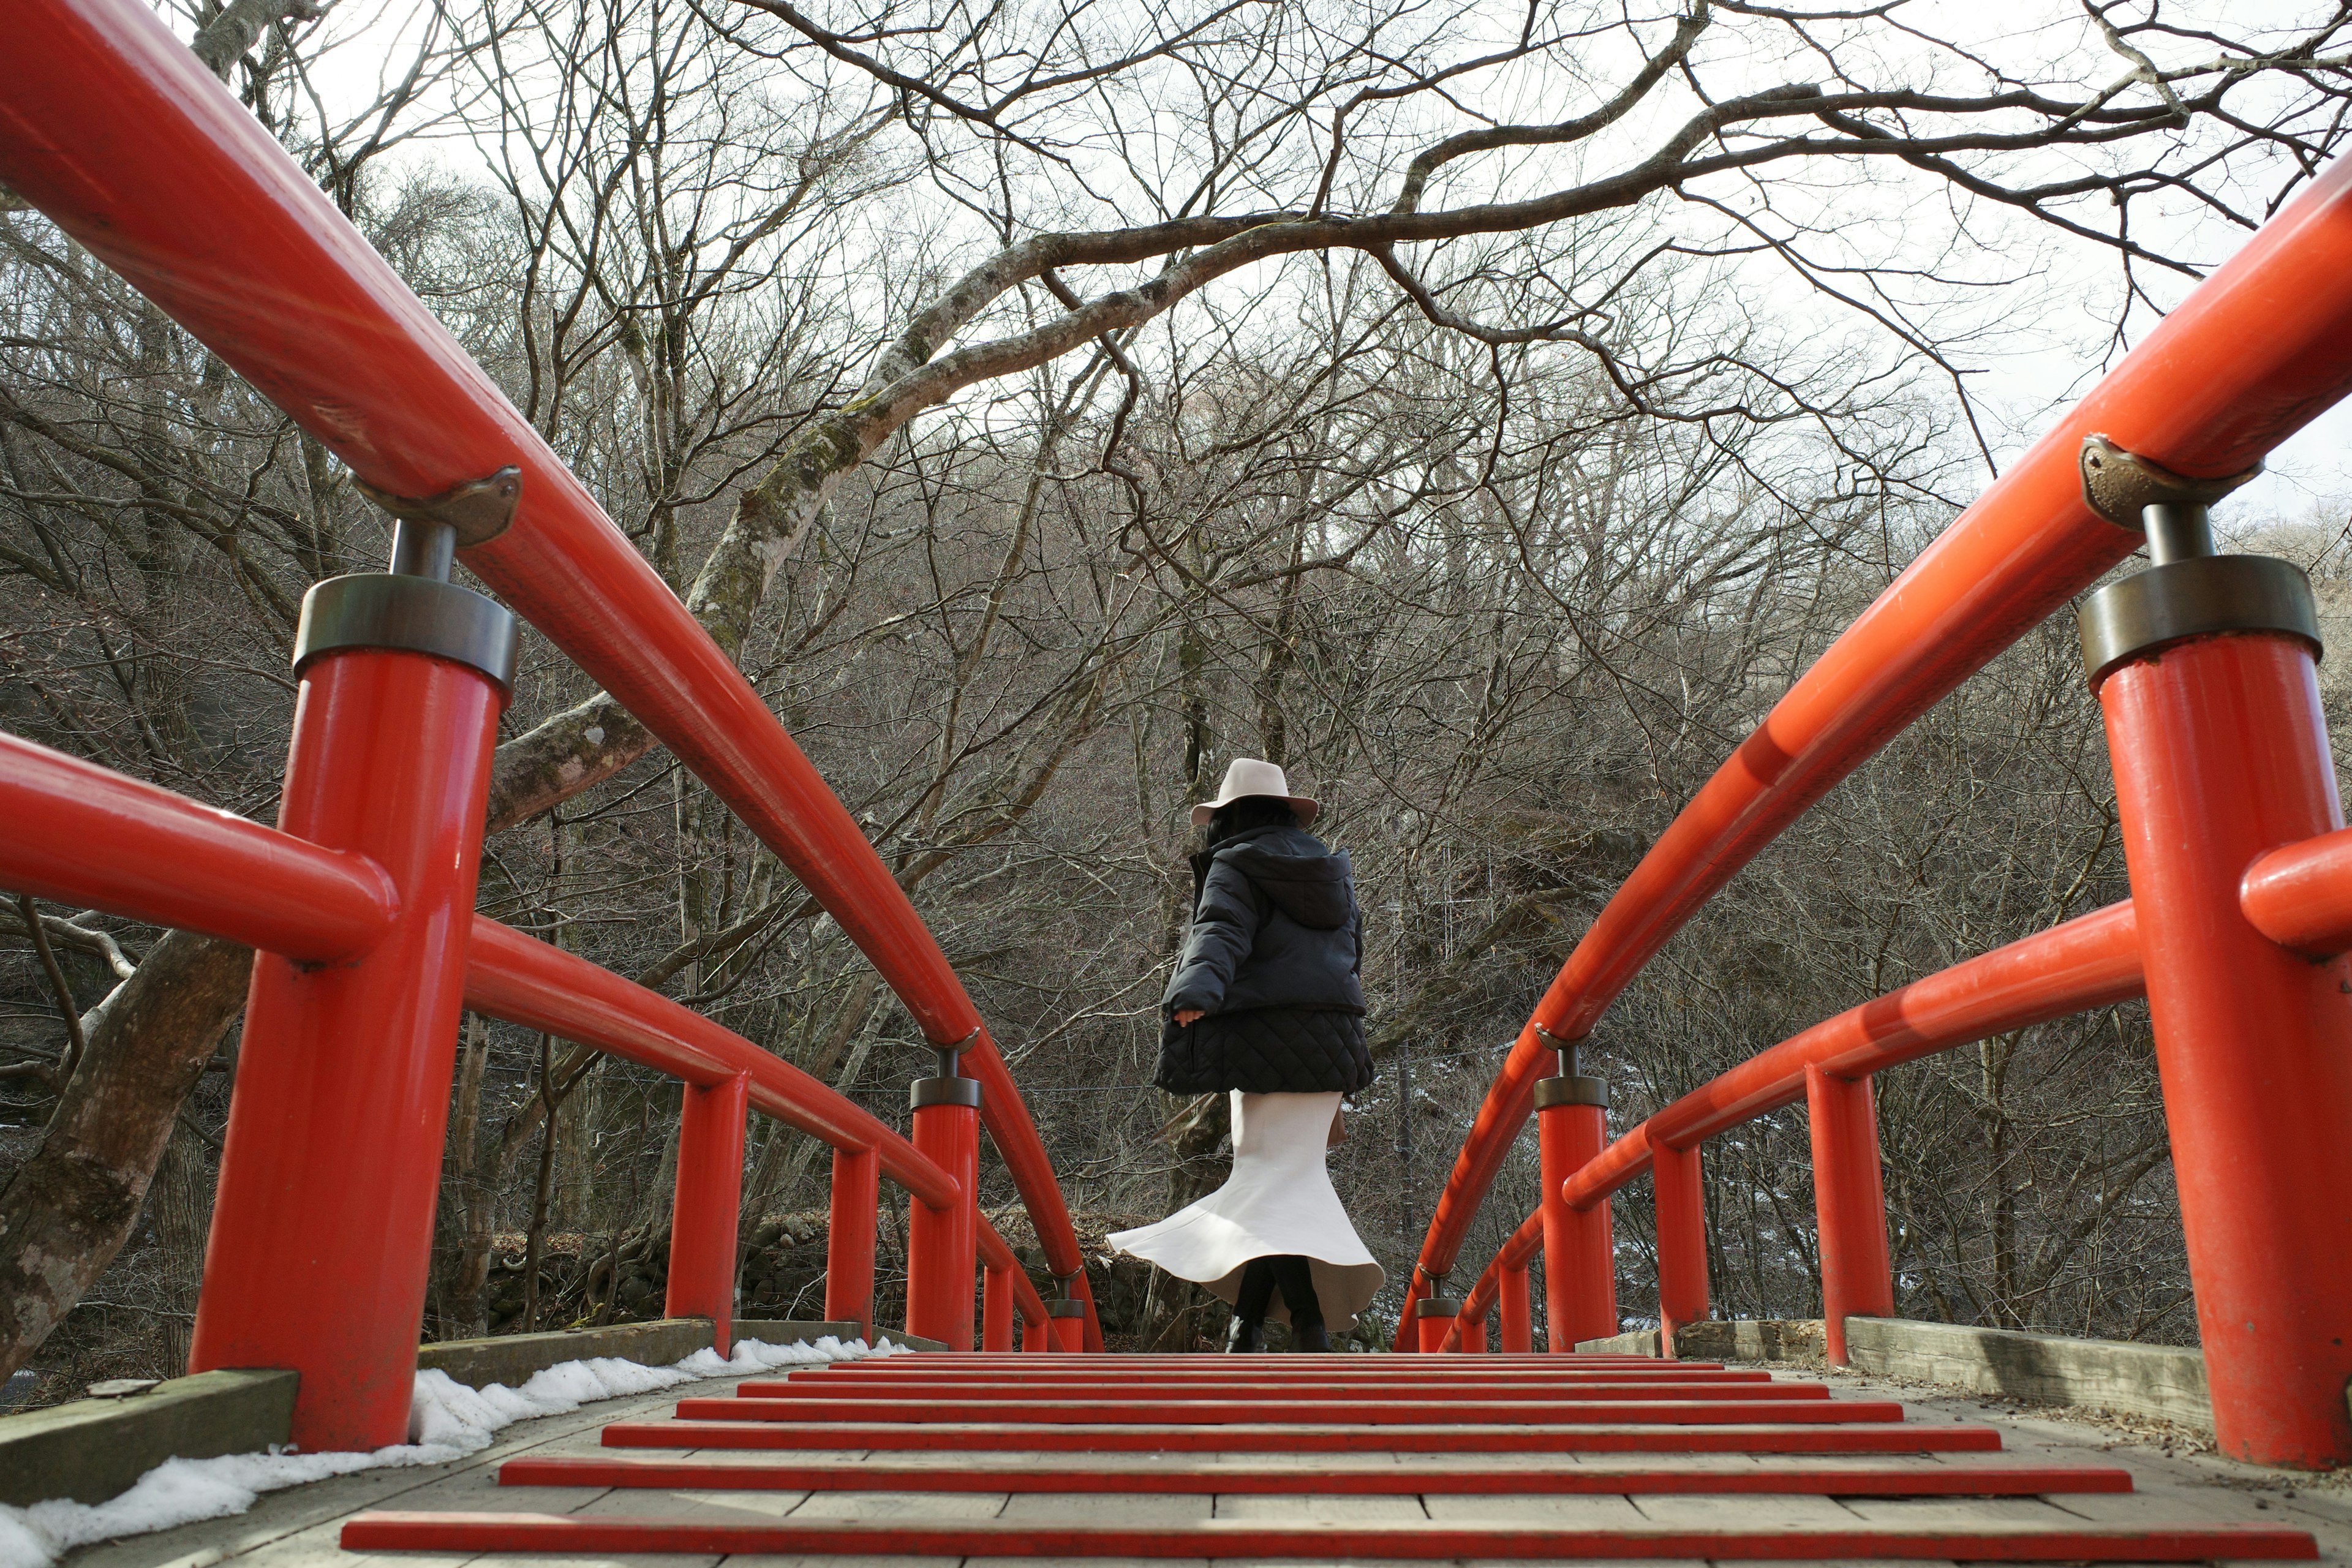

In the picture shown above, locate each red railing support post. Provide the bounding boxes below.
[1414,1292,1461,1353]
[1498,1261,1533,1352]
[1046,1275,1085,1351]
[1023,1317,1048,1351]
[1536,1059,1616,1350]
[2093,560,2352,1467]
[188,557,513,1452]
[666,1070,751,1351]
[1806,1065,1893,1365]
[905,1048,980,1349]
[826,1147,878,1341]
[982,1264,1015,1351]
[1652,1137,1709,1359]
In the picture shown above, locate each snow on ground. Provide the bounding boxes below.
[0,1333,903,1568]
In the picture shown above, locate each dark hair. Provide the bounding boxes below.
[1202,794,1300,848]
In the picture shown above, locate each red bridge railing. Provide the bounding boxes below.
[1402,156,2352,1472]
[0,0,1093,1455]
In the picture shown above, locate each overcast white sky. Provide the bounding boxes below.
[268,0,2352,532]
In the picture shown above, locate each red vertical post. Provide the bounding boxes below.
[1536,1054,1616,1351]
[1463,1314,1489,1354]
[1049,1302,1085,1352]
[666,1071,750,1351]
[2087,535,2352,1466]
[189,539,514,1452]
[1023,1318,1047,1352]
[1414,1294,1461,1353]
[1806,1065,1894,1365]
[1651,1138,1709,1359]
[1394,1276,1427,1354]
[826,1146,878,1341]
[905,1049,980,1349]
[1498,1262,1532,1352]
[981,1264,1015,1351]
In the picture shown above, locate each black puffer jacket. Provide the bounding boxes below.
[1156,825,1373,1094]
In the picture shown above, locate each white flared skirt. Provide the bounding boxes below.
[1109,1090,1385,1329]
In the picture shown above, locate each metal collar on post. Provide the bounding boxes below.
[293,468,523,691]
[2075,436,2318,688]
[1047,1273,1087,1319]
[1411,1267,1460,1318]
[910,1027,984,1110]
[1532,1023,1608,1110]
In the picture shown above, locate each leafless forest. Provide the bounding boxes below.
[4,0,2351,1397]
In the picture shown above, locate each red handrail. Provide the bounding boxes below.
[0,733,398,962]
[2241,826,2352,959]
[1411,152,2352,1295]
[463,916,1050,1328]
[1440,900,2144,1349]
[465,918,953,1205]
[0,0,1088,1305]
[0,726,1054,1329]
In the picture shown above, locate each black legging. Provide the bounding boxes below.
[1234,1254,1324,1329]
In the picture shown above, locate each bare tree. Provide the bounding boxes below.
[6,0,2351,1381]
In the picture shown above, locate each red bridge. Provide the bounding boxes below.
[4,0,2352,1560]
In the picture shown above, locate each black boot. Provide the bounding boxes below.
[1228,1257,1275,1352]
[1267,1255,1327,1351]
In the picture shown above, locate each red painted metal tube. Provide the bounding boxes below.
[824,1148,878,1340]
[906,1098,980,1349]
[1808,1065,1894,1365]
[977,1231,1049,1329]
[981,1266,1014,1351]
[187,646,503,1452]
[0,731,398,962]
[1411,152,2352,1286]
[1653,1140,1709,1356]
[464,916,1046,1332]
[1539,1098,1616,1348]
[0,0,1085,1291]
[462,917,956,1208]
[666,1071,750,1351]
[2242,825,2352,959]
[2099,633,2352,1468]
[1069,1272,1104,1352]
[1561,900,2143,1212]
[1444,1213,1536,1354]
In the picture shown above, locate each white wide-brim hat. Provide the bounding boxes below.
[1191,757,1319,827]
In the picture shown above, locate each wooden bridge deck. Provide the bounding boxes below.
[67,1354,2352,1568]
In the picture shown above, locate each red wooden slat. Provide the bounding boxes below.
[673,1395,1902,1425]
[600,1418,2001,1453]
[339,1512,2318,1561]
[500,1454,2136,1495]
[735,1379,1828,1402]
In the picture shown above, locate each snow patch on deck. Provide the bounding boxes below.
[0,1333,900,1568]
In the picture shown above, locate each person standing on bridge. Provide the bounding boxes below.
[1110,758,1384,1352]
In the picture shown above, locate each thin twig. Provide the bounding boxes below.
[15,893,87,1082]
